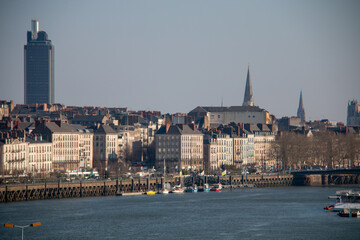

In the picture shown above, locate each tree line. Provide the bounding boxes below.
[271,131,360,170]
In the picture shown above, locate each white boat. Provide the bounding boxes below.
[328,190,360,211]
[158,189,169,194]
[210,184,222,192]
[170,186,184,193]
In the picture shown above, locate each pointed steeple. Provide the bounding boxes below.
[242,66,254,106]
[297,90,305,122]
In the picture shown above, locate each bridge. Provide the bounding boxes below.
[292,168,360,186]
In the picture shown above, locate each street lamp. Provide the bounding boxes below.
[4,222,41,240]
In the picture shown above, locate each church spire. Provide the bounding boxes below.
[297,90,305,122]
[242,66,254,106]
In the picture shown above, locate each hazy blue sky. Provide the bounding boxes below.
[0,0,359,122]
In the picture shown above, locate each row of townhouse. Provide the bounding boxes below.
[155,124,204,172]
[155,123,275,173]
[0,136,52,176]
[1,120,159,176]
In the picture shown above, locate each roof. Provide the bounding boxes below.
[94,125,117,134]
[26,136,50,144]
[71,124,92,133]
[189,105,265,113]
[156,124,203,135]
[43,122,77,133]
[72,115,107,123]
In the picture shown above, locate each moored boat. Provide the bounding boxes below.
[327,190,360,211]
[158,189,169,194]
[210,184,222,192]
[145,191,156,195]
[338,209,360,218]
[185,185,198,193]
[170,187,184,193]
[198,184,210,192]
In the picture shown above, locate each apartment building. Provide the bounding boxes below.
[27,135,52,176]
[155,124,203,172]
[33,121,80,171]
[73,125,93,171]
[93,125,118,170]
[0,137,28,175]
[204,134,233,171]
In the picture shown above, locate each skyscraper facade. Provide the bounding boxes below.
[24,20,54,104]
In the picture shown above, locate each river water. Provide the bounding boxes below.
[1,186,359,240]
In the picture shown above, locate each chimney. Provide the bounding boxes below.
[165,123,171,133]
[176,124,184,130]
[35,120,44,128]
[54,120,62,127]
[188,123,196,131]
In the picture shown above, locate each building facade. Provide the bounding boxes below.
[93,125,118,171]
[33,122,80,171]
[27,136,52,176]
[155,124,203,172]
[204,134,233,171]
[72,125,93,171]
[24,20,54,104]
[189,106,270,128]
[0,137,28,175]
[347,100,360,126]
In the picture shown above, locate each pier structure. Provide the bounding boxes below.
[0,177,178,203]
[1,169,360,203]
[292,169,360,186]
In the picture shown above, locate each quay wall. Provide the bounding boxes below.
[1,172,358,203]
[0,178,178,203]
[0,174,293,203]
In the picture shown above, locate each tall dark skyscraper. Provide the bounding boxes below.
[297,90,305,122]
[24,20,54,104]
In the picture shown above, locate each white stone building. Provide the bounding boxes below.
[27,135,52,176]
[204,134,233,171]
[0,137,28,175]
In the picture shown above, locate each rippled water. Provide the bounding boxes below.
[1,187,359,240]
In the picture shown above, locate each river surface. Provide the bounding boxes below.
[1,186,359,240]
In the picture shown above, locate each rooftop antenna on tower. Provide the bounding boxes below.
[221,97,223,107]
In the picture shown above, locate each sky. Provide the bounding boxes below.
[0,0,359,123]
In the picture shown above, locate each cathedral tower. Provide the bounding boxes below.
[242,66,254,107]
[297,90,305,122]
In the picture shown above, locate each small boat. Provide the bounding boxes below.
[210,184,222,192]
[170,187,184,194]
[324,205,334,210]
[158,189,169,194]
[328,190,360,211]
[116,192,144,196]
[198,184,211,192]
[145,191,156,195]
[338,209,360,218]
[185,185,198,193]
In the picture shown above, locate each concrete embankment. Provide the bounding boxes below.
[0,174,293,203]
[2,171,358,203]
